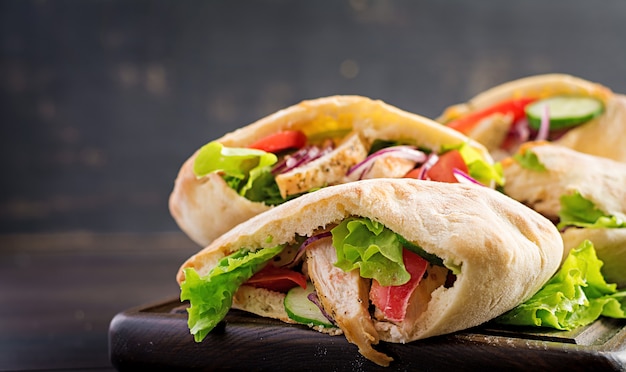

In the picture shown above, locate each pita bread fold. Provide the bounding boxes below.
[501,141,626,287]
[170,95,494,247]
[437,74,626,162]
[177,179,562,366]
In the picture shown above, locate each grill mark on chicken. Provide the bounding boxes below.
[305,238,393,367]
[275,132,368,198]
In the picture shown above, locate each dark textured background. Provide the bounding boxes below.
[2,0,626,235]
[2,2,626,370]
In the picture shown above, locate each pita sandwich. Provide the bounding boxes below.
[501,141,626,287]
[177,179,563,366]
[437,74,626,162]
[170,95,500,247]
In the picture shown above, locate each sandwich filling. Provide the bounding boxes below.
[180,216,457,367]
[192,128,503,206]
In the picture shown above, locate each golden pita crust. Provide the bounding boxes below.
[437,74,626,162]
[501,142,626,289]
[501,141,626,222]
[177,179,562,346]
[439,74,612,117]
[556,94,626,162]
[170,95,493,247]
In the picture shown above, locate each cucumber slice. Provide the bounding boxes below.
[284,282,334,327]
[526,96,604,130]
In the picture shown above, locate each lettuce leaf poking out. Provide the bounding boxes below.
[558,191,626,229]
[180,245,283,342]
[496,240,626,330]
[332,217,409,286]
[444,142,504,186]
[513,150,547,172]
[193,141,278,201]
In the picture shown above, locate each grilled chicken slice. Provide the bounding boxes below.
[305,238,393,367]
[467,112,513,160]
[361,155,416,180]
[275,132,368,198]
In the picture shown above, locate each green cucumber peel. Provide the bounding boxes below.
[284,282,335,327]
[526,96,604,130]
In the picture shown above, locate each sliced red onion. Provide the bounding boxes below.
[514,118,531,143]
[417,153,439,180]
[307,291,336,325]
[347,146,427,179]
[282,231,332,269]
[271,145,333,175]
[453,168,483,186]
[535,104,550,141]
[501,118,531,152]
[357,163,375,181]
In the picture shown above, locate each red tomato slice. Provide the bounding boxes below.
[245,264,307,293]
[403,167,423,179]
[248,130,307,153]
[369,249,428,322]
[404,150,468,183]
[446,97,536,134]
[425,149,468,183]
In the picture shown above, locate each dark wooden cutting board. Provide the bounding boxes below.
[109,297,626,371]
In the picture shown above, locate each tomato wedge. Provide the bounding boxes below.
[245,264,308,293]
[404,149,468,183]
[446,97,536,134]
[369,249,428,322]
[248,130,307,153]
[403,167,423,180]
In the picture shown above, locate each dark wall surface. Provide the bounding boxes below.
[2,0,626,235]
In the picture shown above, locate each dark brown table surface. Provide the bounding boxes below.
[4,232,626,372]
[0,232,200,371]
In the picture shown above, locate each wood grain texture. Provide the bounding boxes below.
[110,298,626,371]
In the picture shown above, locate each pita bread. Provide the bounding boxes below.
[177,179,562,366]
[501,141,626,287]
[437,74,626,162]
[170,95,494,247]
[501,141,626,221]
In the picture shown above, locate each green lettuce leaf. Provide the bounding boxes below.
[193,141,279,200]
[396,234,444,267]
[496,240,626,330]
[512,150,547,172]
[180,245,283,342]
[444,142,504,186]
[331,217,409,286]
[558,191,626,229]
[241,166,284,205]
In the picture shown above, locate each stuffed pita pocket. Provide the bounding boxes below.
[170,95,501,247]
[501,141,626,287]
[437,74,626,162]
[177,179,562,366]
